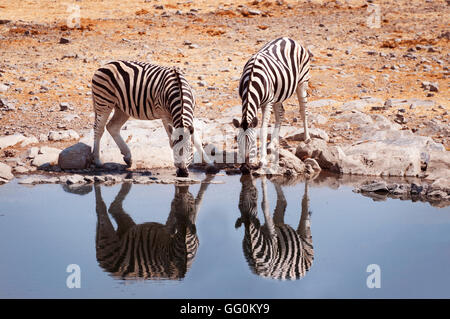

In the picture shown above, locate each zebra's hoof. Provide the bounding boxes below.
[206,165,219,175]
[240,164,251,175]
[176,168,189,177]
[124,156,132,168]
[94,160,104,168]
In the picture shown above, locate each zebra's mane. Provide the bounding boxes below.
[243,55,260,128]
[172,66,186,128]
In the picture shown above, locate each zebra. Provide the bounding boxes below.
[232,37,312,173]
[95,176,213,280]
[235,176,314,280]
[91,60,215,177]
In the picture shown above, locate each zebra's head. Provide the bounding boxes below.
[232,117,258,174]
[168,125,194,177]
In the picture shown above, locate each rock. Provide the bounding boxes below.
[26,147,39,159]
[295,138,342,172]
[0,162,14,180]
[0,134,26,149]
[341,98,383,111]
[20,135,38,147]
[358,181,388,192]
[307,99,338,108]
[48,130,80,141]
[338,131,444,177]
[18,177,39,185]
[283,127,329,142]
[13,166,29,173]
[79,119,175,169]
[58,142,93,170]
[66,174,85,184]
[248,9,262,15]
[422,150,450,181]
[59,37,70,44]
[278,148,306,175]
[334,111,373,127]
[303,158,321,172]
[0,84,8,92]
[31,147,61,167]
[59,102,71,111]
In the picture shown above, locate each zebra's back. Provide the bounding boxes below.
[239,37,311,112]
[91,60,195,128]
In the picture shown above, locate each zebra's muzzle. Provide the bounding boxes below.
[176,167,189,177]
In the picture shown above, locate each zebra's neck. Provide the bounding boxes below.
[241,55,270,126]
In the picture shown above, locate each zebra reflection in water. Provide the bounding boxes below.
[235,176,314,280]
[95,177,212,280]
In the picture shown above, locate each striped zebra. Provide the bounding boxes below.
[91,60,213,177]
[95,176,213,280]
[232,37,312,172]
[235,176,314,280]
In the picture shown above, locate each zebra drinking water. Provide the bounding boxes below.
[235,176,314,280]
[232,37,312,173]
[91,60,215,177]
[95,176,213,280]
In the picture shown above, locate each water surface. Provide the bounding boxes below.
[0,174,449,298]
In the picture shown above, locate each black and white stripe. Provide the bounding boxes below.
[236,176,314,280]
[91,60,208,176]
[234,37,312,169]
[95,180,212,280]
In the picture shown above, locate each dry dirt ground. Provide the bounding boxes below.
[0,0,449,157]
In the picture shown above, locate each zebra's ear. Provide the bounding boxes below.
[235,217,243,229]
[250,117,258,128]
[232,118,240,128]
[167,124,174,136]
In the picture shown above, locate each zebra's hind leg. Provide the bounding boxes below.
[93,106,113,167]
[296,81,310,143]
[106,108,131,167]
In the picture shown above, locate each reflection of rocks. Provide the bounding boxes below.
[236,176,314,280]
[353,179,450,208]
[62,183,93,196]
[95,176,212,280]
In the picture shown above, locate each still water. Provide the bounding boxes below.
[0,173,449,298]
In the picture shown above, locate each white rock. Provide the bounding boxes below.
[0,134,26,149]
[48,130,80,141]
[0,162,14,180]
[58,142,92,169]
[31,147,61,167]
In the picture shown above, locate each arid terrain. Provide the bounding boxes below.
[1,0,448,148]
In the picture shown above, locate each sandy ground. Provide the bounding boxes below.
[0,0,449,156]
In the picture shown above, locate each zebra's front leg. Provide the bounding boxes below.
[267,102,284,152]
[93,107,113,167]
[296,81,310,143]
[259,104,272,168]
[106,108,131,167]
[192,130,219,174]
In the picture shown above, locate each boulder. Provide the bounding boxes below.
[31,147,61,167]
[0,134,25,149]
[283,127,329,142]
[0,162,14,180]
[79,119,175,169]
[295,138,342,172]
[58,142,93,169]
